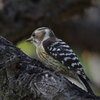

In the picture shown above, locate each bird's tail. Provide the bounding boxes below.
[78,75,95,95]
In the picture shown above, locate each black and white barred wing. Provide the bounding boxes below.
[43,38,86,79]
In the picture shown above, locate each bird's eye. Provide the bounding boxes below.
[33,34,35,37]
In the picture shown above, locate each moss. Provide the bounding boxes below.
[16,39,37,58]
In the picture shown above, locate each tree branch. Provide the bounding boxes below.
[0,36,100,100]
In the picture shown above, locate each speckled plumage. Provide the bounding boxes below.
[27,27,94,95]
[43,38,85,77]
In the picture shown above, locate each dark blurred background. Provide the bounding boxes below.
[0,0,100,95]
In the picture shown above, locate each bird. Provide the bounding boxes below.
[26,27,94,95]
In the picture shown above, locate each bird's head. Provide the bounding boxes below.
[26,27,55,46]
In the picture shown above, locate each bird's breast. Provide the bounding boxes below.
[36,45,77,78]
[36,45,61,70]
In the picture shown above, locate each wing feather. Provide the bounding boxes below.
[43,38,86,79]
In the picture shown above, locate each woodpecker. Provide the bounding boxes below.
[26,27,94,95]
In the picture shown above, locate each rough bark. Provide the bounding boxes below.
[0,37,100,100]
[1,0,100,52]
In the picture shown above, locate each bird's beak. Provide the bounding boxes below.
[26,36,33,42]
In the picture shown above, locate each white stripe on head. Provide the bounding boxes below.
[42,28,50,41]
[34,30,40,34]
[45,28,50,36]
[34,27,48,34]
